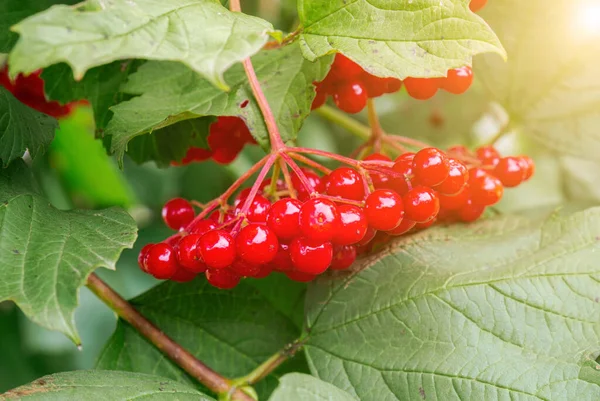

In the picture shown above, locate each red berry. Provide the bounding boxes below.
[236,224,278,265]
[231,259,262,277]
[458,198,486,222]
[333,81,368,114]
[270,243,294,272]
[162,198,195,230]
[412,147,449,186]
[330,245,357,270]
[289,237,333,274]
[198,230,236,269]
[438,186,470,211]
[440,67,473,94]
[209,210,235,224]
[205,268,240,289]
[386,219,416,236]
[493,156,524,188]
[357,227,377,246]
[404,78,439,100]
[176,234,207,273]
[252,263,273,279]
[326,167,366,201]
[144,243,179,279]
[390,152,415,195]
[364,153,392,189]
[519,156,535,181]
[469,0,487,12]
[311,84,327,110]
[138,243,154,273]
[298,198,340,243]
[468,168,504,206]
[285,270,317,283]
[171,268,197,283]
[476,146,501,167]
[291,168,324,201]
[188,219,218,236]
[267,198,302,240]
[333,204,368,246]
[235,194,271,223]
[415,219,436,230]
[447,145,472,158]
[433,158,468,195]
[403,186,440,223]
[364,189,404,231]
[333,54,364,77]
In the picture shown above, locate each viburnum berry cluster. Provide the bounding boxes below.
[311,54,474,113]
[138,141,534,289]
[0,65,76,118]
[173,116,256,165]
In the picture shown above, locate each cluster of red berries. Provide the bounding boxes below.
[173,116,256,166]
[0,65,75,118]
[311,54,474,113]
[139,144,533,289]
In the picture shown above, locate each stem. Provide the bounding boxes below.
[86,274,254,401]
[288,147,361,168]
[386,135,430,150]
[288,153,332,175]
[233,341,304,386]
[279,152,315,194]
[279,159,297,199]
[366,99,384,152]
[315,105,370,140]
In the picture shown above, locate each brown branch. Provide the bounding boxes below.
[86,273,254,401]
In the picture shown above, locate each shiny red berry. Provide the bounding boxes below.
[231,259,262,277]
[285,270,317,283]
[333,81,368,114]
[138,243,155,273]
[493,156,524,188]
[171,268,197,283]
[458,198,486,222]
[326,167,366,201]
[144,243,179,279]
[235,194,271,223]
[333,205,368,246]
[267,198,302,240]
[386,218,416,236]
[390,152,415,195]
[476,146,501,167]
[188,219,218,236]
[434,158,468,195]
[403,186,440,223]
[357,227,377,246]
[236,224,278,265]
[330,245,357,270]
[291,168,324,201]
[162,198,195,230]
[289,237,333,274]
[438,186,470,211]
[403,78,439,100]
[519,156,535,181]
[198,230,236,269]
[440,67,473,94]
[298,198,340,242]
[365,189,404,231]
[468,168,504,206]
[205,268,240,289]
[364,153,392,189]
[176,234,207,273]
[412,147,449,186]
[270,243,294,272]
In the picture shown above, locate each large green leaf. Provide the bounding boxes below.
[0,370,213,400]
[108,43,332,163]
[8,0,273,90]
[96,276,303,399]
[41,61,142,132]
[0,86,57,167]
[269,374,356,401]
[0,0,78,53]
[0,161,137,344]
[297,0,505,79]
[475,0,600,160]
[304,209,600,400]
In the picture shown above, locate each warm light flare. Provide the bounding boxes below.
[576,1,600,36]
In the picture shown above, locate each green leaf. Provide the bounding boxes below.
[297,0,505,79]
[304,209,600,400]
[0,1,79,53]
[0,86,57,167]
[0,370,213,400]
[268,374,356,401]
[96,276,302,399]
[107,43,332,164]
[8,0,273,90]
[126,117,213,167]
[0,161,137,343]
[475,0,600,160]
[41,61,142,132]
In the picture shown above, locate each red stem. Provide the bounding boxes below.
[288,147,361,168]
[279,153,315,194]
[288,153,332,175]
[279,159,297,199]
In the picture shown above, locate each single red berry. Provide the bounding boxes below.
[144,243,179,279]
[330,245,357,270]
[476,146,501,167]
[138,243,155,273]
[386,218,416,236]
[412,148,449,186]
[291,168,324,201]
[285,270,317,283]
[233,188,252,208]
[468,168,504,206]
[447,145,472,158]
[438,186,470,211]
[433,158,469,195]
[270,243,294,272]
[383,78,403,94]
[208,210,235,224]
[390,152,415,195]
[364,153,392,189]
[289,237,333,274]
[235,194,271,223]
[162,198,195,230]
[440,67,473,94]
[403,78,439,100]
[171,268,197,283]
[236,224,278,265]
[188,219,218,236]
[267,198,302,240]
[311,84,327,110]
[493,156,524,188]
[357,227,377,246]
[469,0,488,12]
[252,263,273,279]
[176,234,207,273]
[334,54,364,77]
[326,167,366,201]
[259,178,286,193]
[364,189,404,231]
[333,205,368,246]
[333,81,368,114]
[519,156,535,181]
[415,219,437,230]
[403,186,440,223]
[458,198,486,222]
[198,230,236,269]
[298,198,340,242]
[205,268,241,289]
[231,259,262,277]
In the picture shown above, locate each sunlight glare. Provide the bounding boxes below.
[575,1,600,37]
